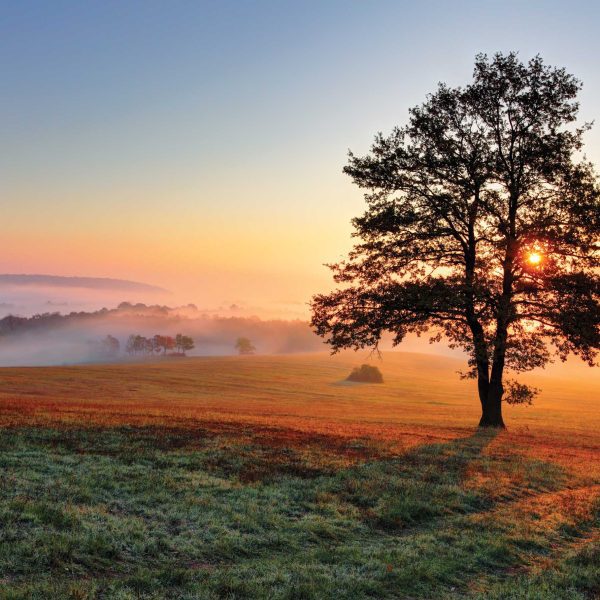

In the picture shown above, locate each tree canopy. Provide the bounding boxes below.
[235,337,256,355]
[311,52,600,427]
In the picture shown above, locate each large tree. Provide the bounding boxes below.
[311,53,600,427]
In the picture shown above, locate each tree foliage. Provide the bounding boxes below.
[311,53,600,426]
[175,333,195,354]
[235,337,256,355]
[102,335,120,357]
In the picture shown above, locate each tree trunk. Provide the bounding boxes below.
[480,343,507,428]
[479,224,514,429]
[476,363,505,427]
[479,380,505,427]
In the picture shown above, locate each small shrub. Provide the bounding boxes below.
[346,364,383,383]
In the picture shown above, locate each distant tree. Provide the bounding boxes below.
[311,53,600,428]
[181,335,194,353]
[125,334,137,355]
[102,335,120,357]
[129,335,149,355]
[235,337,256,355]
[175,333,183,353]
[151,334,175,355]
[143,337,154,355]
[87,334,120,360]
[152,334,165,354]
[175,333,195,355]
[164,335,175,354]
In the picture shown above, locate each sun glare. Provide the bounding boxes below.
[528,252,542,265]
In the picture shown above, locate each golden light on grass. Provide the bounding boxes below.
[1,353,599,598]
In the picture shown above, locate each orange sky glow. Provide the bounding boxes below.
[4,3,600,320]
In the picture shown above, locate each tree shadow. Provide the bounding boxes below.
[321,427,567,531]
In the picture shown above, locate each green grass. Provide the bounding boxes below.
[1,425,598,599]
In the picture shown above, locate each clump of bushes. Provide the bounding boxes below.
[346,364,384,383]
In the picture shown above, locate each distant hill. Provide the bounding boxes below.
[0,274,168,294]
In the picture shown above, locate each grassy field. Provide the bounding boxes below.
[0,352,598,599]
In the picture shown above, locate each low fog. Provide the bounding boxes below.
[0,276,473,366]
[4,276,587,374]
[0,300,593,381]
[0,297,475,367]
[0,302,324,366]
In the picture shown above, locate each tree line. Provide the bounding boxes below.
[125,334,195,356]
[92,334,256,359]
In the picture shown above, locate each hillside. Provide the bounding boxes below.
[0,274,168,293]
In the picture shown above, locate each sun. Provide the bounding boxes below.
[528,252,542,265]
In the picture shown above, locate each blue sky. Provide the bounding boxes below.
[2,1,600,313]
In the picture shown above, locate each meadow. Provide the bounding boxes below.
[0,352,598,599]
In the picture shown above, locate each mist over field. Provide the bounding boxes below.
[0,275,328,365]
[0,274,475,366]
[0,301,326,366]
[1,296,594,374]
[0,304,471,368]
[0,305,486,367]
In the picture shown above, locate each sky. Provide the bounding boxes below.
[3,0,600,317]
